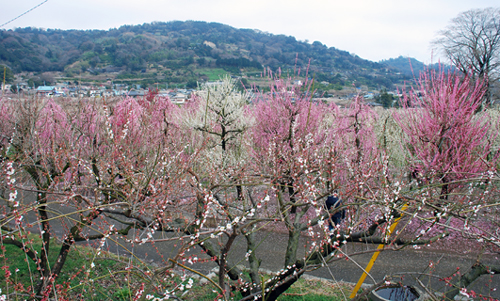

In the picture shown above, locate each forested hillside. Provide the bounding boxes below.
[381,56,455,77]
[0,20,415,89]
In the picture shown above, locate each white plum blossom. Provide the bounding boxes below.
[186,278,194,289]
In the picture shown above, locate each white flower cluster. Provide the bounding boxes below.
[196,191,218,232]
[103,105,114,140]
[122,117,131,140]
[5,162,18,207]
[145,277,194,300]
[186,76,252,140]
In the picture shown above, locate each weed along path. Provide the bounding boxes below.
[12,191,499,299]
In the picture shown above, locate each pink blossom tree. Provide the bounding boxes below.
[241,78,416,301]
[0,95,199,299]
[394,70,491,199]
[392,70,500,299]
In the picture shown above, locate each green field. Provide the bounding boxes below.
[198,68,231,81]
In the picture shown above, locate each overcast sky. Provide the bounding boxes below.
[1,0,498,63]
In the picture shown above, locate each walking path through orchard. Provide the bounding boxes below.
[14,192,500,299]
[99,227,499,299]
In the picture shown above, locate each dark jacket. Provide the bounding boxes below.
[325,195,345,226]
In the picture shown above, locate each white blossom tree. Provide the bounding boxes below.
[186,76,252,154]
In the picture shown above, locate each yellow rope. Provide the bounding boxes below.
[349,204,408,298]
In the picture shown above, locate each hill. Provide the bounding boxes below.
[381,56,456,78]
[0,20,417,90]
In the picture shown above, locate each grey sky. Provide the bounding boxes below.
[1,0,498,63]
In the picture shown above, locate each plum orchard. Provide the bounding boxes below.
[0,73,499,300]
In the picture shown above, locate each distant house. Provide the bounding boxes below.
[67,87,79,97]
[114,89,127,96]
[102,91,114,97]
[18,82,29,90]
[158,90,170,97]
[1,84,12,92]
[36,86,57,96]
[172,92,188,104]
[128,90,145,97]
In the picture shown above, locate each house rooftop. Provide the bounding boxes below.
[36,86,56,91]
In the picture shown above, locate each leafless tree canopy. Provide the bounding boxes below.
[434,7,500,103]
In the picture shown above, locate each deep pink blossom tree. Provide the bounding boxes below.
[394,69,491,198]
[392,70,500,299]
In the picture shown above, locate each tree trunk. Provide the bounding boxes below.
[218,232,237,300]
[284,227,300,268]
[35,241,73,296]
[37,191,51,280]
[244,229,261,287]
[444,262,500,300]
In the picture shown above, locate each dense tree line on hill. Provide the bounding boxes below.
[216,57,262,69]
[381,56,456,77]
[0,21,417,89]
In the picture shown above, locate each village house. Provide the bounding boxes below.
[36,86,57,96]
